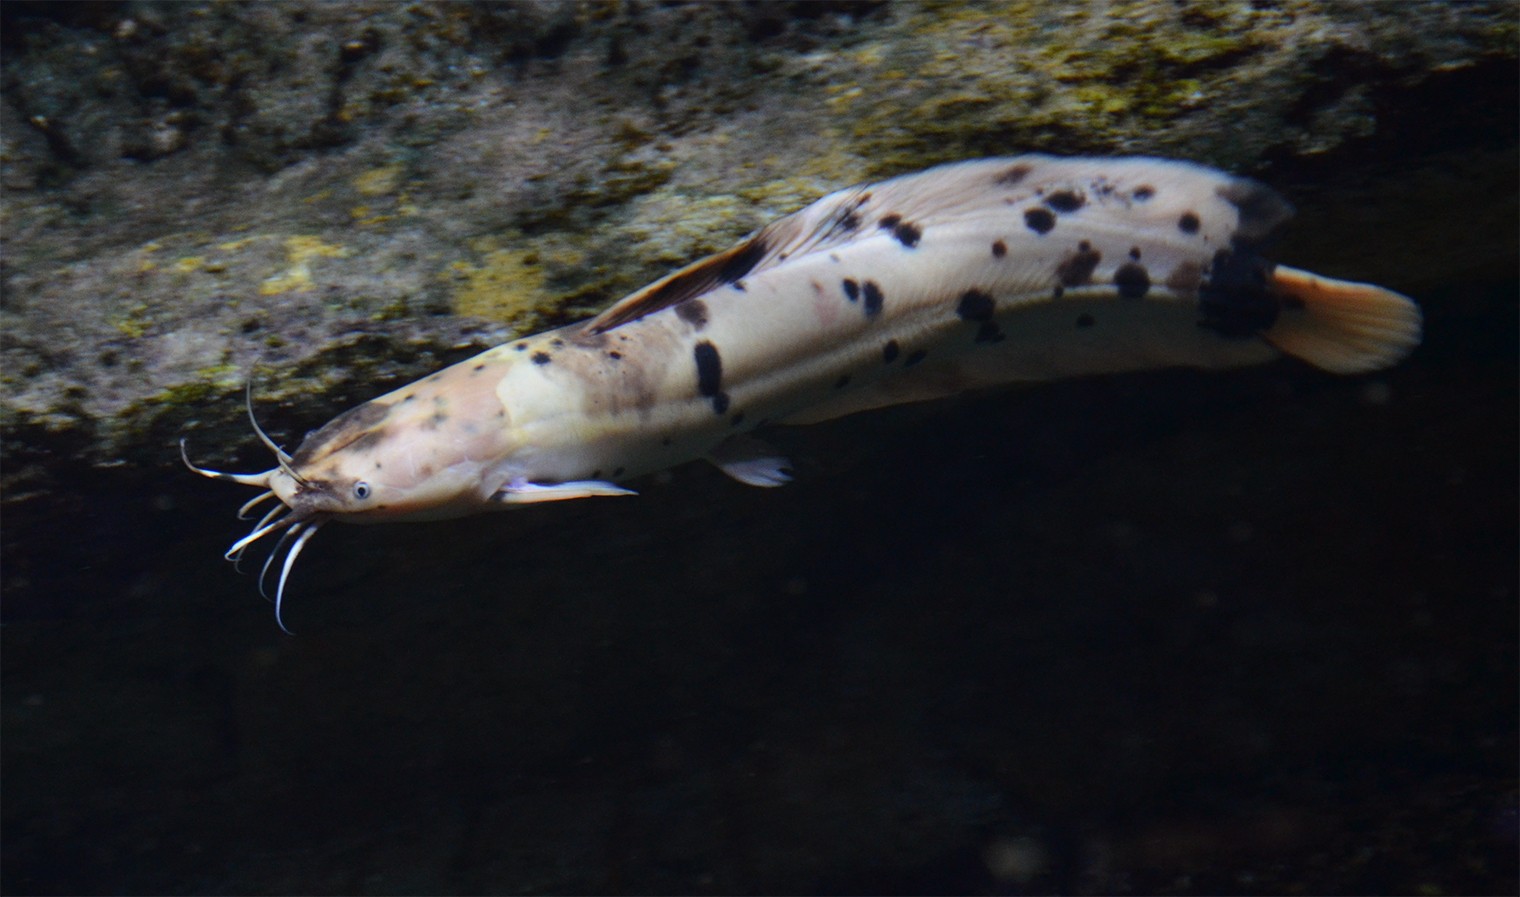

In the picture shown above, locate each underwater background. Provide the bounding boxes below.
[2,2,1516,894]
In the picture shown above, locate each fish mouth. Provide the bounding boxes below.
[179,383,329,633]
[181,439,329,634]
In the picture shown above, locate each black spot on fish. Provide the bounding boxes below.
[532,351,551,365]
[693,340,729,414]
[1129,246,1142,261]
[608,350,623,360]
[882,340,900,364]
[892,221,921,248]
[1024,207,1056,234]
[1199,246,1279,337]
[472,363,486,373]
[1077,313,1095,328]
[1053,285,1065,299]
[995,163,1032,185]
[1045,190,1084,213]
[956,289,996,322]
[1133,185,1155,201]
[862,281,884,316]
[840,211,861,231]
[514,343,528,352]
[675,299,709,330]
[718,237,767,283]
[991,240,1007,258]
[834,374,851,389]
[1178,211,1201,234]
[975,321,1005,344]
[591,469,602,479]
[1057,243,1102,286]
[1114,262,1151,299]
[613,466,626,477]
[842,278,860,302]
[551,338,565,349]
[879,213,902,230]
[904,349,927,367]
[401,393,416,402]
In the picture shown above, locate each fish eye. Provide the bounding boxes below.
[353,482,371,500]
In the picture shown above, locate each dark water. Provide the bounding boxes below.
[3,272,1515,894]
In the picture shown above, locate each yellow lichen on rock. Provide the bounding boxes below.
[446,237,561,325]
[259,236,349,296]
[353,164,403,197]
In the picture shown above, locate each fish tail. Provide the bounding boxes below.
[1263,265,1423,374]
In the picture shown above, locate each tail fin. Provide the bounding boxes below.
[1264,265,1422,374]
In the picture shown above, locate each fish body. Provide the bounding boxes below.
[185,155,1422,626]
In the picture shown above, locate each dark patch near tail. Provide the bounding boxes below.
[1198,245,1280,337]
[291,400,392,467]
[1216,179,1294,241]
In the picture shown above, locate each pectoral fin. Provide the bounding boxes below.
[493,478,638,505]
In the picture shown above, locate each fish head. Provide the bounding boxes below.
[275,363,519,522]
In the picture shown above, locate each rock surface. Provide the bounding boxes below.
[2,2,1516,895]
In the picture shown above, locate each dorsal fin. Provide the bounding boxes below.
[584,231,779,334]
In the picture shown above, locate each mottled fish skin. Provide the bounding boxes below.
[211,155,1423,530]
